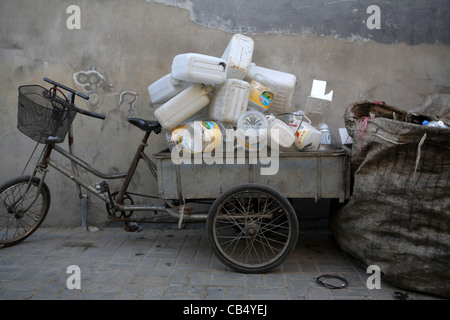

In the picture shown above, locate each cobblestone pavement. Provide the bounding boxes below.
[0,222,442,300]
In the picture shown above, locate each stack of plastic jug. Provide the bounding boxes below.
[209,34,254,126]
[147,33,304,153]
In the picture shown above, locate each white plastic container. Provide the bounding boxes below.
[154,83,213,130]
[166,121,221,154]
[221,34,254,80]
[167,121,235,154]
[148,74,190,105]
[245,64,297,114]
[208,79,250,126]
[305,80,334,126]
[267,116,295,148]
[294,122,321,151]
[171,53,227,85]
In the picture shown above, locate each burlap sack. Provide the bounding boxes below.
[330,100,450,298]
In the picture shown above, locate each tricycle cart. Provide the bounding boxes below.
[0,78,351,273]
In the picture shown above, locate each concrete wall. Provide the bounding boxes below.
[1,0,449,227]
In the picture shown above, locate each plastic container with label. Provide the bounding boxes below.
[221,34,254,80]
[245,64,297,114]
[171,53,227,85]
[167,121,234,154]
[148,74,190,105]
[294,122,321,151]
[209,79,250,126]
[154,83,213,130]
[247,73,279,113]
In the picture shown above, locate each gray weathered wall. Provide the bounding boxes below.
[1,0,449,227]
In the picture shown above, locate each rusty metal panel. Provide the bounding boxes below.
[154,149,350,201]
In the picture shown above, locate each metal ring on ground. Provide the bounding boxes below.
[316,274,349,289]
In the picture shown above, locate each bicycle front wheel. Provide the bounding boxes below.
[0,176,50,247]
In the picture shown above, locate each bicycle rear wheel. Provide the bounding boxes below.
[0,176,50,247]
[206,183,299,273]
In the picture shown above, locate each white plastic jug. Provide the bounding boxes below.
[208,79,250,126]
[294,122,321,151]
[221,34,254,80]
[245,64,297,114]
[267,116,295,148]
[148,74,190,105]
[167,121,234,154]
[167,121,221,154]
[154,83,213,130]
[171,53,227,85]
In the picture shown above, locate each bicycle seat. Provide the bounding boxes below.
[128,118,162,133]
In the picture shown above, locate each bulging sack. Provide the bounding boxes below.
[329,100,450,298]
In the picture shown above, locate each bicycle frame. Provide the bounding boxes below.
[35,128,167,217]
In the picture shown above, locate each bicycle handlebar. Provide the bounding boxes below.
[72,106,106,120]
[43,77,106,120]
[44,77,89,100]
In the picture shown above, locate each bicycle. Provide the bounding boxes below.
[0,78,301,273]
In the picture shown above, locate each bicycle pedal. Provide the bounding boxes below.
[95,181,109,194]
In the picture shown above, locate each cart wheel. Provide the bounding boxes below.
[206,183,299,273]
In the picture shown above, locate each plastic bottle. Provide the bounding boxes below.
[266,115,295,148]
[247,73,279,113]
[236,110,269,151]
[318,123,332,150]
[422,120,448,128]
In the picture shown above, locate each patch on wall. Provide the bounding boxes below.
[73,68,113,107]
[119,91,140,118]
[146,0,450,45]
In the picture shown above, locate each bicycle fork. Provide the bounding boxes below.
[7,146,50,217]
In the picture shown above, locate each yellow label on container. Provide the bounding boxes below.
[170,121,222,154]
[202,121,222,153]
[249,81,276,110]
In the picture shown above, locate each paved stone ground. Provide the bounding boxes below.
[0,222,442,300]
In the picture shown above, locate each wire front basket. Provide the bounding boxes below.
[17,85,77,144]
